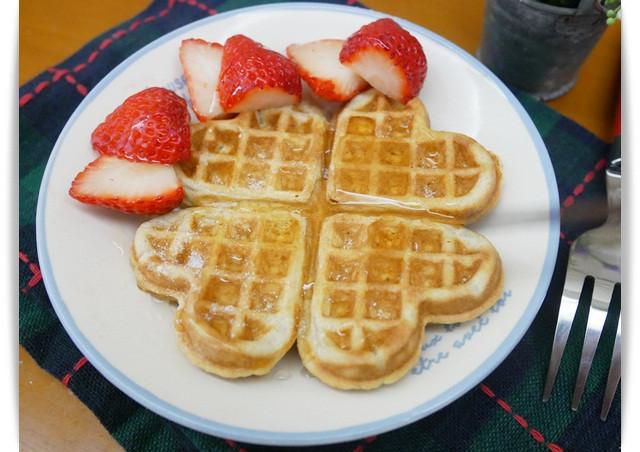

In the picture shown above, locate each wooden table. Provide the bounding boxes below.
[19,1,621,450]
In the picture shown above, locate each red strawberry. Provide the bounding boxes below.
[340,18,427,104]
[286,39,369,102]
[179,38,225,121]
[69,156,184,215]
[91,87,191,164]
[218,35,301,112]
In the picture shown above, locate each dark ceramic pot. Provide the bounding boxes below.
[478,0,607,100]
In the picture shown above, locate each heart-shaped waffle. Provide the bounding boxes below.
[176,102,328,206]
[130,90,504,388]
[131,205,306,378]
[326,90,502,223]
[298,213,503,389]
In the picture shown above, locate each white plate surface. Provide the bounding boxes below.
[36,3,559,446]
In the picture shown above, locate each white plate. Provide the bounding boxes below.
[36,3,559,446]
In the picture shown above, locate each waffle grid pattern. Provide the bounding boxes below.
[329,92,491,209]
[313,215,486,353]
[138,209,303,342]
[180,106,326,203]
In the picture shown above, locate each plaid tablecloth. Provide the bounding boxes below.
[19,1,621,450]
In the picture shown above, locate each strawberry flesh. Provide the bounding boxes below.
[69,155,184,215]
[91,87,191,164]
[287,39,368,102]
[218,35,301,113]
[340,18,427,103]
[179,38,225,121]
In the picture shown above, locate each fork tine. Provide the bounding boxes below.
[571,278,615,410]
[542,267,584,402]
[600,314,621,421]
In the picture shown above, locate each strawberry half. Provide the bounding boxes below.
[179,38,225,121]
[218,35,302,113]
[91,87,190,164]
[340,18,427,104]
[69,156,184,215]
[286,39,369,102]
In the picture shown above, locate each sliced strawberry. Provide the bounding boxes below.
[91,87,191,164]
[179,38,225,121]
[286,39,369,102]
[69,156,184,215]
[340,18,427,103]
[218,35,301,113]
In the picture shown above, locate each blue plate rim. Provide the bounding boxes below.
[35,2,560,446]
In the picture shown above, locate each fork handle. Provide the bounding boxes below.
[605,167,620,223]
[604,95,621,223]
[608,95,621,170]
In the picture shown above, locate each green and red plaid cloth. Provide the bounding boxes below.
[19,1,621,450]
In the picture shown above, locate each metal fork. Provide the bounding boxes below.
[542,157,621,421]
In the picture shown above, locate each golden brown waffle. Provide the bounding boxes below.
[176,103,328,205]
[131,206,306,378]
[129,89,506,387]
[298,213,503,389]
[326,90,502,223]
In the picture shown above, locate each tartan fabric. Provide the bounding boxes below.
[18,1,621,450]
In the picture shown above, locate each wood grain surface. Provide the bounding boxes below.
[19,1,620,450]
